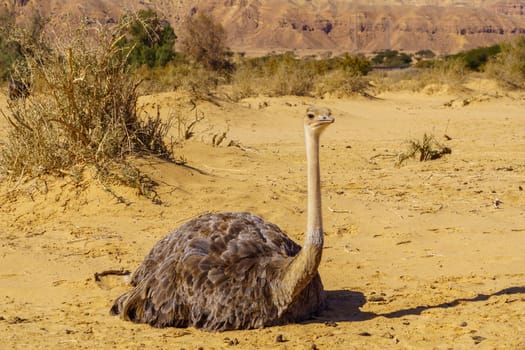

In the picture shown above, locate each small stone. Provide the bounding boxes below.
[324,320,338,327]
[228,338,239,346]
[358,331,372,336]
[310,344,319,350]
[275,334,286,343]
[368,295,386,302]
[460,321,468,327]
[472,335,486,344]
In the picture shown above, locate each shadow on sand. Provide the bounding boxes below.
[311,286,525,323]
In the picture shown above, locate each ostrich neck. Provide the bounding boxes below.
[278,127,324,308]
[305,129,323,245]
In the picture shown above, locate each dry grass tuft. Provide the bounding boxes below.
[0,20,173,201]
[397,133,451,166]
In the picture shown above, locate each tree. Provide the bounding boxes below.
[179,13,230,71]
[121,9,177,68]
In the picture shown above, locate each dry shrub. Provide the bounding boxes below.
[231,57,314,97]
[172,64,222,101]
[485,36,525,89]
[371,58,468,93]
[231,64,262,98]
[136,62,225,103]
[369,68,428,93]
[397,133,451,166]
[313,69,369,97]
[178,14,230,71]
[428,58,469,87]
[0,20,173,200]
[265,61,314,96]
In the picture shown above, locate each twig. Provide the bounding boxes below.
[369,152,398,161]
[94,269,131,282]
[67,237,89,244]
[202,164,246,173]
[99,182,131,205]
[328,207,350,214]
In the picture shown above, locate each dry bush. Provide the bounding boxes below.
[231,53,371,98]
[230,64,262,99]
[428,58,469,87]
[0,20,173,200]
[369,68,428,93]
[485,36,525,89]
[172,64,222,101]
[313,69,369,97]
[179,13,230,71]
[231,56,314,97]
[136,62,224,102]
[397,133,451,166]
[371,58,468,93]
[265,60,314,96]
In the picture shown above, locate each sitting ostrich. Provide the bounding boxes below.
[110,106,335,331]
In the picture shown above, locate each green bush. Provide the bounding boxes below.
[372,50,412,67]
[119,9,177,68]
[415,49,436,59]
[448,44,501,71]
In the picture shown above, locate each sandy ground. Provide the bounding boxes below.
[0,87,524,349]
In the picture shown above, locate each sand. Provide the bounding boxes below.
[0,88,524,349]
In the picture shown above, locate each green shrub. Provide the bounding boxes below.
[372,50,412,67]
[415,49,436,59]
[448,44,501,71]
[335,53,372,75]
[119,9,177,68]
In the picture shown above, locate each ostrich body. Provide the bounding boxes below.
[110,107,334,331]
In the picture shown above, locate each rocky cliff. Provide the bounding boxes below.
[13,0,525,55]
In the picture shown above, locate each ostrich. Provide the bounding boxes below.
[110,106,335,331]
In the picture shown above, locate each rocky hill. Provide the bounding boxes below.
[12,0,525,55]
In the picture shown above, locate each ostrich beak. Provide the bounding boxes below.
[315,114,335,127]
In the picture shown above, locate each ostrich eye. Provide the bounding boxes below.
[307,113,315,119]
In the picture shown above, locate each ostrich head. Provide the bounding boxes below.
[304,106,335,135]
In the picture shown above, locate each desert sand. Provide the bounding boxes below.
[1,86,524,349]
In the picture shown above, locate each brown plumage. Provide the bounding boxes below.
[110,107,334,331]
